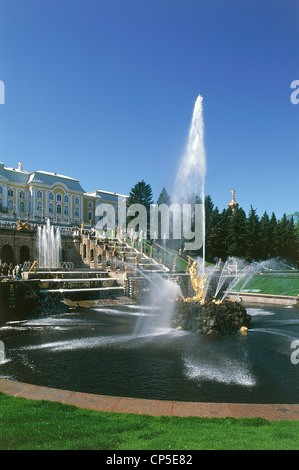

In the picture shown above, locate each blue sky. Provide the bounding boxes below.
[0,0,298,219]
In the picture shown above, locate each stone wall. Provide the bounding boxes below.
[0,228,37,266]
[0,227,84,267]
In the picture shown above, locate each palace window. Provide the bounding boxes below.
[64,195,69,203]
[36,201,42,212]
[57,204,62,214]
[49,203,54,213]
[8,200,13,211]
[36,190,42,199]
[88,201,93,209]
[0,186,2,194]
[64,205,69,215]
[19,201,25,212]
[74,197,79,205]
[8,189,14,197]
[88,210,93,221]
[56,193,62,202]
[49,192,54,200]
[74,206,80,217]
[19,191,25,199]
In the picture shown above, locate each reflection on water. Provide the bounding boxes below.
[0,304,298,404]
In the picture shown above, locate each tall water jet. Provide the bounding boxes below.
[173,94,207,273]
[37,218,61,268]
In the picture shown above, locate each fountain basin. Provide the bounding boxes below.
[172,298,252,336]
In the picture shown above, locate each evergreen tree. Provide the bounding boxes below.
[156,187,171,241]
[284,216,297,263]
[259,211,271,259]
[273,214,297,262]
[246,206,260,261]
[127,179,154,208]
[212,208,231,260]
[296,219,299,265]
[157,187,171,206]
[268,213,278,258]
[206,205,222,261]
[126,180,154,236]
[226,208,248,258]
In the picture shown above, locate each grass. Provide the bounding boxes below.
[0,393,298,450]
[233,274,299,297]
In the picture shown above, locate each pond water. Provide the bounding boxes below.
[0,303,298,404]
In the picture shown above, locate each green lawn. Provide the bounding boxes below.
[233,274,299,297]
[0,393,298,450]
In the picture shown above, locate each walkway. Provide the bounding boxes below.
[0,378,298,421]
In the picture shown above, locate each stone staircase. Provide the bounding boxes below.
[83,231,169,275]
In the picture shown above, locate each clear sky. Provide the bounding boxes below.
[0,0,298,219]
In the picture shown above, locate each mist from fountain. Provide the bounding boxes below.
[209,256,290,302]
[133,268,183,335]
[37,218,62,268]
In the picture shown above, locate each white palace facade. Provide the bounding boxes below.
[0,162,127,227]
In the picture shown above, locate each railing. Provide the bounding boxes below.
[122,237,189,272]
[0,214,94,234]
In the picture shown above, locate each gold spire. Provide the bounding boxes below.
[228,188,239,212]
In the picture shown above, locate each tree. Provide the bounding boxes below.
[246,206,260,261]
[296,219,299,266]
[157,187,171,206]
[259,211,271,259]
[268,212,278,258]
[210,208,231,260]
[127,180,154,208]
[226,208,248,258]
[273,214,297,262]
[126,180,154,237]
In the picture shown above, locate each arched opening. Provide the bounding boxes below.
[1,244,13,265]
[20,245,30,264]
[83,244,87,259]
[90,249,94,262]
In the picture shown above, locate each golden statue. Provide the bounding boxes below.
[16,220,30,231]
[28,260,38,274]
[188,261,207,303]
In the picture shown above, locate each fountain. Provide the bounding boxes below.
[170,95,252,335]
[1,96,298,406]
[37,218,62,268]
[173,94,206,273]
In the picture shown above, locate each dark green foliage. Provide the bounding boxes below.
[190,196,298,265]
[126,180,154,236]
[157,187,171,206]
[127,180,298,265]
[127,179,154,209]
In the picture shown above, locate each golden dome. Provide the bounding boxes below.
[228,188,239,212]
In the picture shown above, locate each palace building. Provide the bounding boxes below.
[0,162,127,226]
